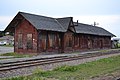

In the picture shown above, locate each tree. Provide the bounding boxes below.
[0,31,5,37]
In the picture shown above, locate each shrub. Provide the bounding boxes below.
[54,65,78,72]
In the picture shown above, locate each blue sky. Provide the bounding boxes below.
[0,0,120,37]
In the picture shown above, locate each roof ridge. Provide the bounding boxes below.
[74,22,102,29]
[75,23,115,37]
[19,11,55,19]
[56,17,73,19]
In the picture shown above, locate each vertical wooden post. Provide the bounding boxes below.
[46,31,48,50]
[61,33,65,53]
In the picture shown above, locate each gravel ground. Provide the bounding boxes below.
[0,50,100,64]
[0,53,120,79]
[0,46,14,54]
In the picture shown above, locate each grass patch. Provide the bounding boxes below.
[0,52,33,58]
[118,43,120,48]
[2,55,120,80]
[54,65,78,72]
[98,48,120,53]
[99,49,109,53]
[3,45,14,47]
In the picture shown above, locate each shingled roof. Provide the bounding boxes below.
[74,22,115,37]
[19,12,67,32]
[5,12,115,37]
[56,17,72,30]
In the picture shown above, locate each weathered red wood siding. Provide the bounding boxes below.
[63,31,74,52]
[15,19,38,53]
[72,34,111,51]
[14,20,111,54]
[38,31,61,53]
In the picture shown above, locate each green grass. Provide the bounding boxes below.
[2,76,45,80]
[99,50,109,53]
[118,43,120,48]
[0,52,33,58]
[2,55,120,80]
[3,45,14,47]
[72,48,120,54]
[97,48,120,53]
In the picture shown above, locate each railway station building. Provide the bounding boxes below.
[5,12,115,54]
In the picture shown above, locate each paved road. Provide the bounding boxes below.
[0,46,14,54]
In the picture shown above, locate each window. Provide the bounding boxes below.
[49,33,55,48]
[18,34,23,48]
[27,34,33,49]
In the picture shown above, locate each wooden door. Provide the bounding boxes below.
[39,33,46,52]
[100,40,103,48]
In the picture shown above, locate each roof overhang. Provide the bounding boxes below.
[4,12,24,33]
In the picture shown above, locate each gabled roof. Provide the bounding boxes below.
[56,17,72,30]
[5,12,115,37]
[74,22,115,37]
[19,12,67,32]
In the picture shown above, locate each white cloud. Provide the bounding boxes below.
[0,14,120,37]
[73,15,120,37]
[73,15,120,26]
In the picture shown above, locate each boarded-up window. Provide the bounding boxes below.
[18,34,23,48]
[104,38,110,45]
[80,35,87,48]
[58,35,61,47]
[88,39,92,49]
[74,36,79,47]
[66,35,72,47]
[27,34,33,49]
[93,38,97,48]
[39,34,46,51]
[81,36,85,48]
[49,33,55,48]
